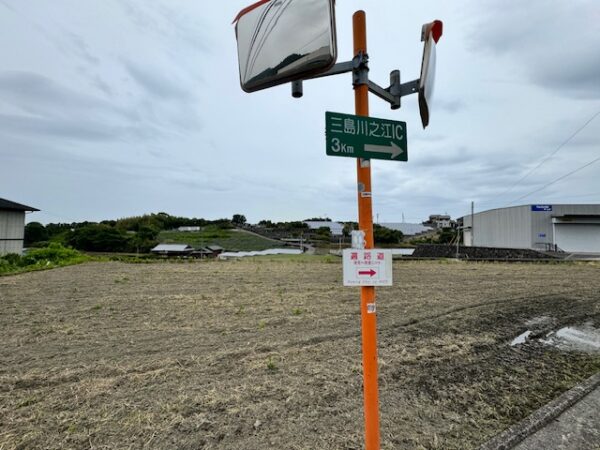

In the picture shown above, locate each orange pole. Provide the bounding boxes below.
[353,10,380,450]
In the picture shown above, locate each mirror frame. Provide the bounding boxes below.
[418,20,443,128]
[235,0,338,93]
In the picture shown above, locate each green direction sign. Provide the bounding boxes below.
[326,111,408,161]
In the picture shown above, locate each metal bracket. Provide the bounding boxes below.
[368,72,420,110]
[399,79,420,97]
[292,54,420,111]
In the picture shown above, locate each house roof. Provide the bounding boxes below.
[0,197,39,212]
[191,248,212,254]
[206,245,224,251]
[151,244,193,252]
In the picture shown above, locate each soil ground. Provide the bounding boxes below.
[1,259,599,449]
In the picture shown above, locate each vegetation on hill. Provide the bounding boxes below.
[342,222,404,245]
[23,212,411,254]
[159,227,277,252]
[410,227,460,245]
[24,213,236,253]
[257,220,309,233]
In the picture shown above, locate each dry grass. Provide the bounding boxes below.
[0,259,599,449]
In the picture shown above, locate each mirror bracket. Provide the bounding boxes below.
[399,79,420,98]
[291,53,419,112]
[368,72,420,110]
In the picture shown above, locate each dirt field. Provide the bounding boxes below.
[1,259,599,450]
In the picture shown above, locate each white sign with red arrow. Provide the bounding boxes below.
[342,249,393,287]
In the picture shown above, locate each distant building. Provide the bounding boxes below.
[460,204,600,253]
[423,214,454,229]
[380,222,433,236]
[191,248,213,259]
[0,197,39,255]
[177,226,201,232]
[304,221,344,236]
[150,244,193,257]
[205,245,224,257]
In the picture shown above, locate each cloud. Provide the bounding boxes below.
[435,98,466,114]
[0,113,122,141]
[66,32,100,66]
[469,0,600,98]
[0,71,116,116]
[0,71,157,142]
[116,0,210,54]
[124,62,189,101]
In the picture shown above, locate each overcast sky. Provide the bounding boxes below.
[1,0,599,225]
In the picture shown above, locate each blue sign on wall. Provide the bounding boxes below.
[532,205,552,212]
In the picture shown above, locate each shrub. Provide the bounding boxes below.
[0,244,88,275]
[374,224,403,244]
[20,243,83,266]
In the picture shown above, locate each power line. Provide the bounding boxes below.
[506,154,600,206]
[491,109,600,203]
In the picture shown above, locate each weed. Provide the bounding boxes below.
[91,304,102,311]
[258,320,266,330]
[292,307,302,316]
[16,396,38,408]
[266,357,277,372]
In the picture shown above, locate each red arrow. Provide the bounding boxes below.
[358,269,376,277]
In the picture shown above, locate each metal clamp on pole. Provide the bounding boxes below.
[352,51,369,87]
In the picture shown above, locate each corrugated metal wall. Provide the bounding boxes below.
[0,210,26,255]
[531,204,600,250]
[463,204,600,250]
[463,206,531,249]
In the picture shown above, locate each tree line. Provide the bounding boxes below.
[25,213,405,253]
[25,213,235,253]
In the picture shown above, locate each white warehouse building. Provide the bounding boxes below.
[0,197,39,255]
[461,204,600,253]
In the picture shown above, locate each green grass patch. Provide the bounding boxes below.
[0,244,91,276]
[158,227,277,252]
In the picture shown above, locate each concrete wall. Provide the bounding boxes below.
[463,205,532,249]
[0,210,26,255]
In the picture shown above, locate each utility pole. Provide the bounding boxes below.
[353,12,380,449]
[471,201,475,246]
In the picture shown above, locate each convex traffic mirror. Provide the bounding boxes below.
[418,20,443,128]
[234,0,338,93]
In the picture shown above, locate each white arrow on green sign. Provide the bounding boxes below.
[326,111,408,161]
